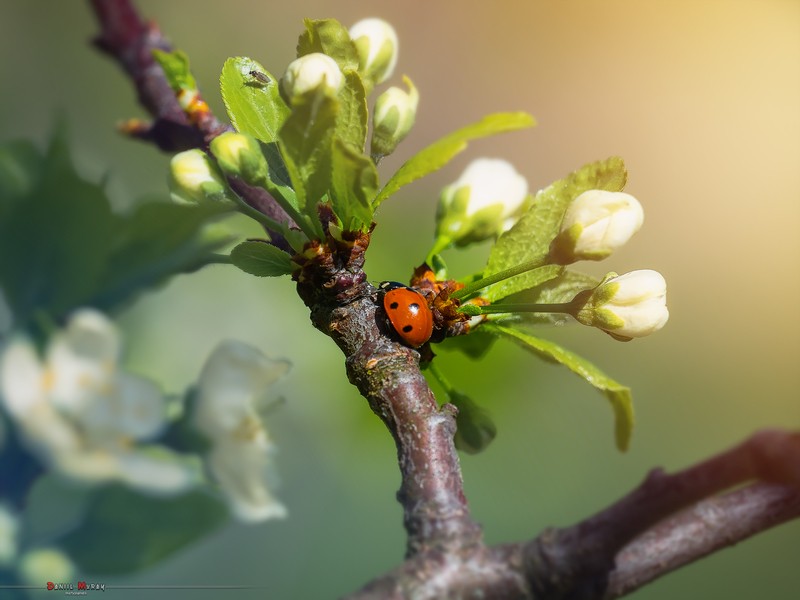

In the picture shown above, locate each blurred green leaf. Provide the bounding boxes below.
[92,202,232,311]
[330,138,376,231]
[0,130,116,326]
[450,389,497,454]
[483,157,627,301]
[152,49,197,91]
[59,485,226,575]
[23,476,93,546]
[336,71,368,153]
[373,112,536,208]
[486,323,634,452]
[230,240,295,276]
[297,18,359,72]
[0,140,43,205]
[0,133,232,327]
[220,57,289,143]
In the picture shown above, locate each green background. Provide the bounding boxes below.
[1,1,798,598]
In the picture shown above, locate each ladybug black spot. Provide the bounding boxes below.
[389,302,399,310]
[402,325,414,333]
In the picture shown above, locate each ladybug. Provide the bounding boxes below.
[379,281,434,348]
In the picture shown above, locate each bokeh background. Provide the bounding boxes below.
[1,0,798,598]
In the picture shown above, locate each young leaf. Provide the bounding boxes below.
[373,112,536,208]
[278,92,339,229]
[0,140,43,204]
[152,49,197,91]
[336,71,368,153]
[485,323,634,452]
[297,18,359,73]
[59,485,226,575]
[330,138,376,231]
[220,57,290,143]
[483,157,626,301]
[230,240,295,277]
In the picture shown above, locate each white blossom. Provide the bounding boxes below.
[550,189,644,264]
[349,18,398,86]
[281,53,343,103]
[0,310,199,494]
[193,341,290,522]
[435,158,529,249]
[573,270,669,340]
[371,76,419,157]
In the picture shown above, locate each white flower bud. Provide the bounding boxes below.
[210,132,269,188]
[371,76,418,158]
[349,18,398,86]
[280,53,343,103]
[169,149,229,203]
[550,190,644,264]
[573,270,669,340]
[435,159,529,248]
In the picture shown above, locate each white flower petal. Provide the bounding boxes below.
[0,339,45,419]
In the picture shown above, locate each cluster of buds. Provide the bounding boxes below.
[436,160,668,340]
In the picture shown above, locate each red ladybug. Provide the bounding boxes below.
[379,281,434,348]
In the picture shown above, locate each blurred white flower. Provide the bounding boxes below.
[550,189,644,264]
[281,53,343,103]
[434,158,529,249]
[193,340,290,522]
[371,76,419,158]
[349,18,398,86]
[0,505,18,566]
[572,270,669,340]
[18,548,74,586]
[0,309,199,494]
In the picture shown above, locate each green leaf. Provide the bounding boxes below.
[486,323,634,452]
[336,70,368,153]
[59,485,226,575]
[373,112,536,208]
[22,476,93,546]
[230,240,295,276]
[92,202,232,312]
[483,157,626,301]
[152,49,197,91]
[297,18,359,72]
[278,91,338,231]
[330,138,376,231]
[450,389,497,454]
[220,57,290,143]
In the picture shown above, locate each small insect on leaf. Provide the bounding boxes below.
[247,70,271,86]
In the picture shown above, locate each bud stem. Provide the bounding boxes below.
[467,302,575,315]
[451,258,547,300]
[230,193,287,235]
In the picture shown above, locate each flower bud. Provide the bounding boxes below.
[280,53,343,104]
[435,159,529,249]
[549,190,644,264]
[209,132,268,188]
[168,149,229,203]
[370,76,418,158]
[572,270,669,340]
[349,18,398,86]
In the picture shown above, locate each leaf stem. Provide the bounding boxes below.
[231,192,287,235]
[424,360,455,397]
[451,257,546,300]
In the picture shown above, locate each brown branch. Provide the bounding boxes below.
[607,483,800,598]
